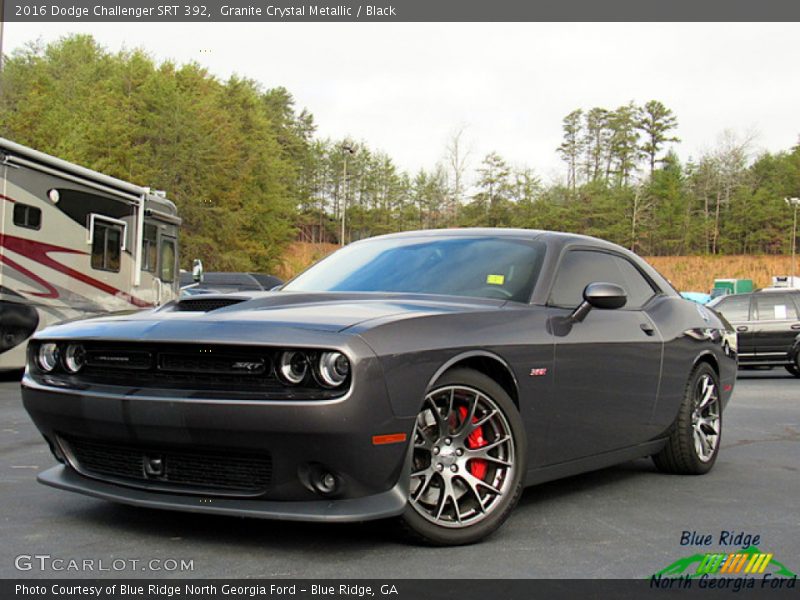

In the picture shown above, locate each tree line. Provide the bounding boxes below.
[1,35,798,271]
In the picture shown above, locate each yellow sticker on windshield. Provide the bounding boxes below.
[486,274,505,285]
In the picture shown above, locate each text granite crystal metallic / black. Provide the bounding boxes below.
[20,228,737,545]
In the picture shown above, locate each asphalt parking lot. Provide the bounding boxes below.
[1,370,797,579]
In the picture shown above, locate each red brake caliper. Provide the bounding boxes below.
[458,406,488,479]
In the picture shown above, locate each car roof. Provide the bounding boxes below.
[361,227,622,249]
[709,289,800,309]
[181,272,283,288]
[714,289,800,299]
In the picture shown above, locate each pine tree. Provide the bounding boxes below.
[637,100,680,177]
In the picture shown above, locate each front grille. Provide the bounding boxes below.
[41,342,346,400]
[158,352,268,375]
[86,349,153,370]
[60,435,272,494]
[175,298,245,312]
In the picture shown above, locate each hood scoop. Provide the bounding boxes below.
[174,297,247,312]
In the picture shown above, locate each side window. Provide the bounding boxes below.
[160,238,176,283]
[713,296,750,322]
[753,295,798,321]
[141,224,158,272]
[792,294,800,317]
[13,203,42,230]
[91,221,123,272]
[549,250,656,309]
[612,256,658,308]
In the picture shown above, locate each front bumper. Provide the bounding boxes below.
[38,464,408,522]
[21,355,416,522]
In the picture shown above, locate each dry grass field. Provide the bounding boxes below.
[275,242,795,292]
[644,255,795,291]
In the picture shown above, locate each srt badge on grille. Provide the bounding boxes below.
[231,361,265,372]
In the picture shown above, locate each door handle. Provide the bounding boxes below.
[640,323,655,336]
[792,324,800,330]
[737,326,748,332]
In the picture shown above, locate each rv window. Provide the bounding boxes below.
[13,203,42,230]
[141,224,158,272]
[91,221,123,272]
[160,239,176,283]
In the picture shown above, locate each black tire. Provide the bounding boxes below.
[399,368,526,545]
[653,362,722,475]
[785,350,800,377]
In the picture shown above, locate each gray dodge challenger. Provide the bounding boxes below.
[21,228,737,545]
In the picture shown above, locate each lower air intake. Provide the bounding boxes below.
[60,435,272,494]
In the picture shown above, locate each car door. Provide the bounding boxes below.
[751,293,800,359]
[711,295,755,358]
[542,248,664,464]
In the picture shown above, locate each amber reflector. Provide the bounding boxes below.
[372,433,407,445]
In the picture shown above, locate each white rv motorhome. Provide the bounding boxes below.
[0,138,181,370]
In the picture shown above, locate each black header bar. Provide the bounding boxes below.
[3,0,800,22]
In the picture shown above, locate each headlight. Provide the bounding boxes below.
[317,352,350,388]
[37,343,59,372]
[64,344,86,373]
[278,351,308,385]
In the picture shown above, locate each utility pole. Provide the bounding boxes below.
[340,144,356,246]
[786,197,800,286]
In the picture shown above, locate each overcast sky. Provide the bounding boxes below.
[4,22,800,181]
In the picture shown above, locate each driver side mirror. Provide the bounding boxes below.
[192,258,204,283]
[570,282,627,323]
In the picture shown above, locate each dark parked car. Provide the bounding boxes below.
[708,289,800,376]
[179,271,283,295]
[21,229,737,545]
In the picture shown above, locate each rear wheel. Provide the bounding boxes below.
[400,368,526,545]
[653,362,722,475]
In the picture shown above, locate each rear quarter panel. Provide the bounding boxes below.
[648,296,737,436]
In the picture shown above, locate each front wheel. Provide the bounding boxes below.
[400,368,526,545]
[653,362,722,475]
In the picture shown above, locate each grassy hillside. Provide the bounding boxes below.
[276,242,795,292]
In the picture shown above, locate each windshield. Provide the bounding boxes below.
[283,236,546,303]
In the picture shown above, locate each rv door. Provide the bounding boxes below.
[157,233,178,304]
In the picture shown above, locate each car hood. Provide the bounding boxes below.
[36,291,507,340]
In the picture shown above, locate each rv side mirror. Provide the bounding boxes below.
[570,282,627,323]
[192,259,204,283]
